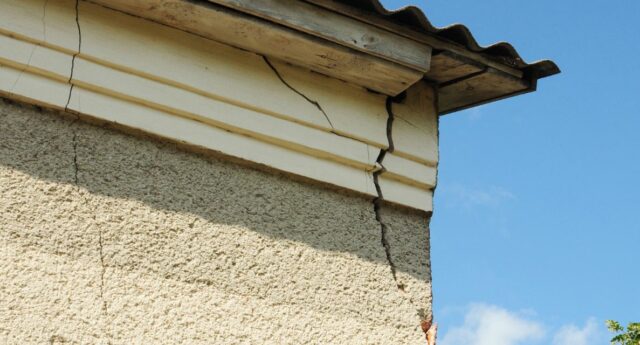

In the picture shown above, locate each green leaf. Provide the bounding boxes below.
[608,320,624,333]
[607,320,640,344]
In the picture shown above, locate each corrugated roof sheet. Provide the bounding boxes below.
[332,0,560,80]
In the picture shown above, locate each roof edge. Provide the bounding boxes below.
[309,0,560,82]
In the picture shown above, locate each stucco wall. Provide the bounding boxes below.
[0,98,432,344]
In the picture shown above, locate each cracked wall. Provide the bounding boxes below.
[372,89,436,341]
[0,98,433,344]
[64,0,81,111]
[0,0,438,342]
[263,57,335,130]
[1,0,438,211]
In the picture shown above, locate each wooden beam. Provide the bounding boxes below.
[205,0,431,72]
[88,0,425,96]
[438,68,529,114]
[305,0,523,79]
[425,51,484,84]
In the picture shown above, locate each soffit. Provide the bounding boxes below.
[305,0,560,113]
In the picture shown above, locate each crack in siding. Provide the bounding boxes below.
[64,0,81,111]
[373,95,405,291]
[263,56,335,130]
[376,91,438,341]
[66,0,81,184]
[43,0,49,42]
[10,45,38,93]
[395,113,424,131]
[9,0,48,92]
[61,1,110,336]
[425,81,440,345]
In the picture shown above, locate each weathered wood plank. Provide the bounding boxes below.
[87,0,424,95]
[438,68,530,114]
[425,51,484,84]
[206,0,431,72]
[305,0,524,79]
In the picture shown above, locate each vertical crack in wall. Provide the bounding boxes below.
[377,88,439,342]
[426,83,440,300]
[64,0,81,111]
[425,82,440,345]
[62,0,110,337]
[68,115,110,339]
[98,227,108,314]
[263,56,335,130]
[66,0,81,189]
[373,95,403,290]
[71,128,79,184]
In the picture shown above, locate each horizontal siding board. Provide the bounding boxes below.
[0,0,78,53]
[269,61,388,147]
[0,0,439,212]
[378,176,433,212]
[73,57,379,169]
[78,1,332,130]
[66,87,379,197]
[87,0,423,96]
[0,64,70,108]
[0,33,72,82]
[381,153,436,189]
[78,1,390,148]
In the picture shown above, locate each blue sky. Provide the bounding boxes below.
[380,0,640,344]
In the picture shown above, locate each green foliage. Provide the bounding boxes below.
[607,320,640,345]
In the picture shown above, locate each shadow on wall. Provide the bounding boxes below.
[0,97,430,282]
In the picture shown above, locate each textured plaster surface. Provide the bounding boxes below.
[379,206,433,323]
[0,98,432,345]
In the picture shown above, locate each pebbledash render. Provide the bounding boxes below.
[0,0,558,344]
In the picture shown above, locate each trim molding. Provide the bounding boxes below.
[0,0,437,211]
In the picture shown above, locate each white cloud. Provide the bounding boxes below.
[447,184,515,208]
[552,318,600,345]
[440,304,545,345]
[439,304,604,345]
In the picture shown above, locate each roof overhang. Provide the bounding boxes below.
[86,0,559,113]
